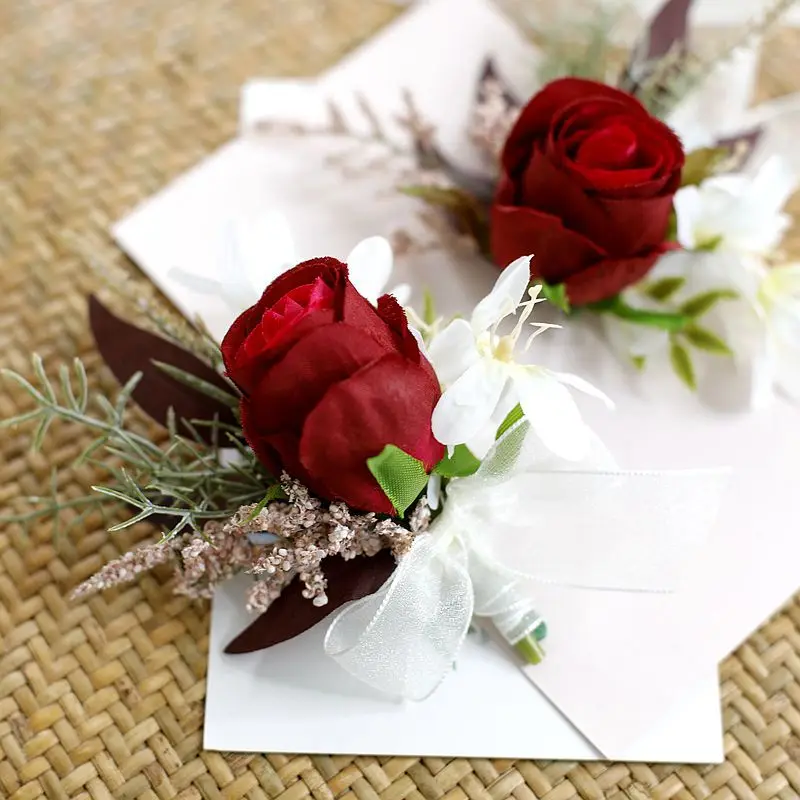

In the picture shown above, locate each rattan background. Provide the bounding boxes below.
[1,1,800,798]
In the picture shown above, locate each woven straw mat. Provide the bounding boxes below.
[2,1,800,798]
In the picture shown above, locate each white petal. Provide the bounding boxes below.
[427,318,480,387]
[426,473,442,511]
[751,156,798,216]
[471,255,532,334]
[387,282,412,306]
[432,360,508,446]
[549,371,615,409]
[512,367,590,462]
[238,210,297,295]
[673,186,702,249]
[347,236,393,302]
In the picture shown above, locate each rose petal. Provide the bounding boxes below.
[516,151,617,254]
[222,257,347,392]
[563,251,665,305]
[502,78,646,176]
[490,199,605,286]
[299,354,444,514]
[243,323,388,436]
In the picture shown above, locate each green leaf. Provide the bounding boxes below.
[247,484,289,521]
[682,324,733,355]
[644,276,685,302]
[630,355,647,371]
[681,146,729,187]
[539,281,571,313]
[669,339,697,390]
[366,444,430,517]
[679,289,739,318]
[434,444,481,478]
[398,184,490,255]
[496,403,524,440]
[695,234,724,252]
[665,209,678,242]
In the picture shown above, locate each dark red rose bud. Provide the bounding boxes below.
[222,257,444,514]
[491,77,685,305]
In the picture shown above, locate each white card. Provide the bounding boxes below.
[206,575,723,761]
[113,0,798,761]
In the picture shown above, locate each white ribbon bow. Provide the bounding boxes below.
[324,420,728,700]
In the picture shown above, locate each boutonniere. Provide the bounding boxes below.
[397,0,799,398]
[2,236,725,698]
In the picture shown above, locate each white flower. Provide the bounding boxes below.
[756,262,800,402]
[674,157,796,256]
[428,256,613,461]
[170,210,409,313]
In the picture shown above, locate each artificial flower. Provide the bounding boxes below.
[171,210,410,314]
[758,263,800,400]
[222,257,443,514]
[491,78,685,305]
[428,255,613,461]
[674,157,796,256]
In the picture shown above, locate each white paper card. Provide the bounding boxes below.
[206,576,723,761]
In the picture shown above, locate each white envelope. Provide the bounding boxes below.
[112,0,799,761]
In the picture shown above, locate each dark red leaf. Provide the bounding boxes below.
[225,550,396,654]
[642,0,694,61]
[714,127,763,171]
[622,0,695,93]
[478,58,520,108]
[413,139,497,205]
[88,295,239,443]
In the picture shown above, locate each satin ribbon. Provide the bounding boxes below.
[323,420,728,700]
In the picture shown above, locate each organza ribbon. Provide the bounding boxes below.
[324,420,729,700]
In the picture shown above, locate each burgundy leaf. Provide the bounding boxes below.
[225,550,396,654]
[414,139,497,204]
[643,0,694,61]
[714,127,763,171]
[622,0,695,91]
[478,58,520,108]
[88,295,239,443]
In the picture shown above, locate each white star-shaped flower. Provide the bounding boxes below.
[428,256,613,461]
[674,157,795,257]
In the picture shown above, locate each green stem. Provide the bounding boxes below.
[514,621,548,665]
[515,634,546,665]
[588,296,690,332]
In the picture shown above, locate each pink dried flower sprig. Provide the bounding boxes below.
[70,473,430,613]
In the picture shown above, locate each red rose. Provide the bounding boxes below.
[491,77,685,305]
[222,257,444,514]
